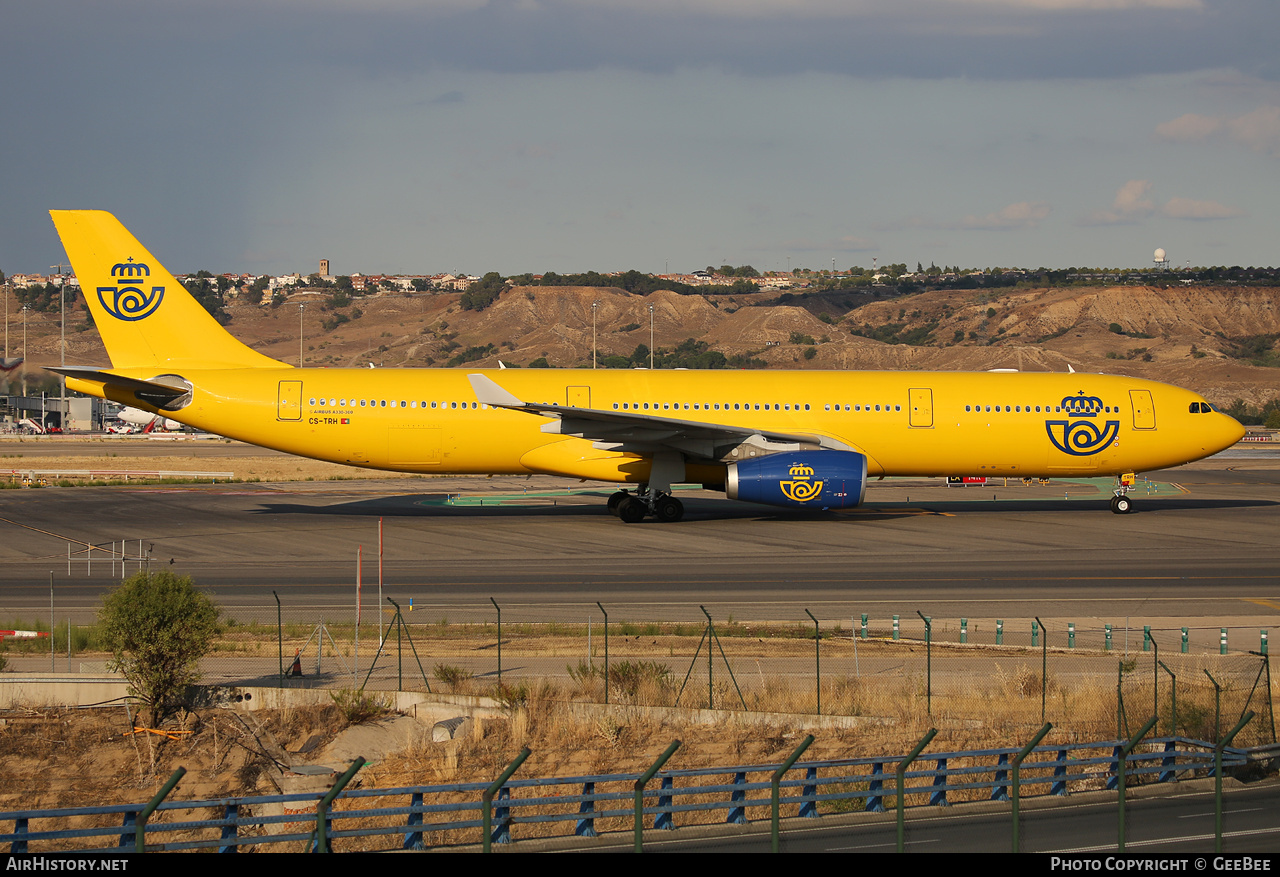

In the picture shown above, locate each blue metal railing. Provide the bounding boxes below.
[0,736,1252,853]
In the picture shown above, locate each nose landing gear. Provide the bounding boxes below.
[1111,472,1137,514]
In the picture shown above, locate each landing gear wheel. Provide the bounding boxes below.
[1111,495,1133,514]
[607,491,629,516]
[654,495,684,523]
[617,496,647,524]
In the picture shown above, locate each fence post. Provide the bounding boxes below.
[897,728,938,853]
[404,792,424,849]
[314,758,364,853]
[727,771,748,824]
[1105,624,1112,651]
[483,747,529,853]
[219,802,240,853]
[135,767,186,853]
[960,618,968,644]
[771,734,814,853]
[1012,723,1053,854]
[806,609,821,716]
[1215,711,1255,854]
[1117,716,1158,852]
[996,619,1003,645]
[991,753,1009,802]
[867,762,885,812]
[799,766,819,819]
[634,740,681,853]
[576,782,597,837]
[1050,748,1069,796]
[654,776,675,831]
[929,758,949,806]
[1221,628,1228,656]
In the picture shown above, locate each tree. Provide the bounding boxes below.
[98,571,220,727]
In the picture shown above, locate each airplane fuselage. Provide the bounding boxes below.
[72,366,1243,484]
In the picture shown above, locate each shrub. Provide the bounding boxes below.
[98,571,220,727]
[433,663,473,692]
[330,688,392,724]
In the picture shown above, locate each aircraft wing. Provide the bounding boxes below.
[467,373,838,461]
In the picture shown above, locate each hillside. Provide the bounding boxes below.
[4,283,1279,408]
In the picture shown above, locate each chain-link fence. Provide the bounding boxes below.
[3,602,1274,745]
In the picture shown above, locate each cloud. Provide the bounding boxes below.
[1083,181,1242,224]
[1156,106,1280,157]
[1082,180,1154,225]
[955,201,1052,230]
[1161,197,1244,220]
[1154,113,1221,143]
[1225,106,1280,156]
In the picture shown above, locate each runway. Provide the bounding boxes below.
[1,447,1277,633]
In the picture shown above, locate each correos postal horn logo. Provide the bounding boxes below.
[780,463,824,503]
[98,258,164,321]
[1045,392,1120,456]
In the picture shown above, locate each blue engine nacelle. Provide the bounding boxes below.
[726,450,867,510]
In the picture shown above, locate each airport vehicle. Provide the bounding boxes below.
[48,210,1244,521]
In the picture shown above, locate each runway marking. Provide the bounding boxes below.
[1243,598,1280,611]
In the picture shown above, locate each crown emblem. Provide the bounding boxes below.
[1060,392,1103,418]
[781,460,823,503]
[111,257,151,278]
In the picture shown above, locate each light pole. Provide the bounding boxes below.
[52,267,66,431]
[21,305,28,397]
[298,303,305,367]
[591,300,599,369]
[648,303,654,369]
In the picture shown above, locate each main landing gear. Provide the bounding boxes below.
[1110,472,1137,514]
[607,487,684,523]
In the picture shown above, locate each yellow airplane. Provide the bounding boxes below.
[49,210,1244,522]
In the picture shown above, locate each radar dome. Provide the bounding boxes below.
[1154,248,1166,261]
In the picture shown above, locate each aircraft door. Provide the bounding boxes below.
[1129,390,1156,429]
[909,388,934,428]
[277,381,302,421]
[566,386,590,408]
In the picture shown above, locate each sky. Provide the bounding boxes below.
[3,0,1278,278]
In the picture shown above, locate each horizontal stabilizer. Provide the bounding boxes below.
[46,366,190,407]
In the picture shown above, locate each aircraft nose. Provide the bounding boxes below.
[1218,414,1246,451]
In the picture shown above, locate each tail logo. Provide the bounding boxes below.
[99,258,164,321]
[780,463,824,503]
[1045,392,1119,456]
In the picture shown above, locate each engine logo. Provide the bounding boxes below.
[780,462,824,503]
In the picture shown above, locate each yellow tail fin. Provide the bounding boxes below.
[50,210,285,371]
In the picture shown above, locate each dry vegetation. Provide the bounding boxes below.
[1,646,1270,852]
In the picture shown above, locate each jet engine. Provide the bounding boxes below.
[726,450,867,510]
